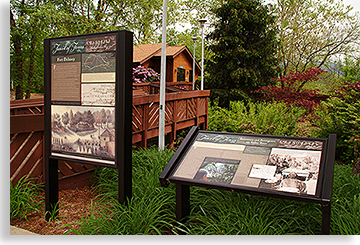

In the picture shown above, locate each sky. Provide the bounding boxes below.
[343,0,360,13]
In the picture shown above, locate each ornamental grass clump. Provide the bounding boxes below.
[10,176,43,221]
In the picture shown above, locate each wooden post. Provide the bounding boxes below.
[170,101,178,148]
[203,97,208,130]
[141,104,149,148]
[196,97,200,127]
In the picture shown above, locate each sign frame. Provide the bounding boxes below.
[159,126,336,234]
[44,30,133,220]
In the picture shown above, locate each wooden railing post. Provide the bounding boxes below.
[141,104,149,148]
[170,100,178,148]
[196,97,200,127]
[203,97,209,130]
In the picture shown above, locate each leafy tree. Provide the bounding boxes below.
[206,0,280,107]
[338,56,360,83]
[269,0,360,76]
[253,68,328,115]
[10,0,183,99]
[98,108,107,126]
[82,110,95,127]
[61,111,69,126]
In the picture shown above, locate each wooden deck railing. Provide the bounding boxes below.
[10,89,210,189]
[132,90,209,147]
[133,81,194,94]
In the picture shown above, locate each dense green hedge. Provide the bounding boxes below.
[208,101,306,137]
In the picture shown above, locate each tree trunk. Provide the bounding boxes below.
[25,36,36,99]
[10,9,24,100]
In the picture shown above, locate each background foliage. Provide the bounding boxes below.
[312,81,360,164]
[10,0,211,99]
[269,0,360,76]
[253,68,329,115]
[208,100,306,137]
[10,0,360,102]
[206,0,279,107]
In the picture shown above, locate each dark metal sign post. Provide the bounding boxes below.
[160,126,336,234]
[44,30,133,220]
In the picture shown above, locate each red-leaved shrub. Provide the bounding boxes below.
[253,68,328,115]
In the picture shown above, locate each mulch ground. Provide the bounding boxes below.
[10,186,102,235]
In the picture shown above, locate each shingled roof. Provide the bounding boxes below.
[133,43,165,64]
[133,43,201,70]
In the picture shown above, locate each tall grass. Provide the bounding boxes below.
[10,176,43,221]
[331,164,360,235]
[67,148,359,235]
[68,147,181,235]
[186,188,321,235]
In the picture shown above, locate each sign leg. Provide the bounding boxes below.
[118,166,131,204]
[176,184,190,222]
[321,201,331,235]
[45,158,58,221]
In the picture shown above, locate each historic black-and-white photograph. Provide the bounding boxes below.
[51,105,115,160]
[257,148,322,195]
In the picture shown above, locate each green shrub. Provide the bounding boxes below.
[208,101,306,136]
[10,176,43,220]
[311,82,360,164]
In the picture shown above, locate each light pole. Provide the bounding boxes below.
[192,37,197,90]
[199,19,207,90]
[159,0,168,151]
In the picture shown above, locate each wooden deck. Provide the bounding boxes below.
[132,90,209,148]
[10,87,210,189]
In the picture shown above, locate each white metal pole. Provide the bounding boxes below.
[201,26,204,90]
[199,19,207,90]
[158,0,167,151]
[192,37,196,90]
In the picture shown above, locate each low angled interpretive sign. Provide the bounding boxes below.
[159,126,337,234]
[166,129,325,196]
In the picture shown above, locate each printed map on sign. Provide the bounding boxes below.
[82,53,116,73]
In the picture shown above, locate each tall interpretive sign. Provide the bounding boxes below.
[44,31,133,220]
[159,127,336,234]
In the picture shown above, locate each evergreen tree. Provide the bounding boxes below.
[206,0,280,107]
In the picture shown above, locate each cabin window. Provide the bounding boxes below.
[177,68,185,82]
[189,70,193,84]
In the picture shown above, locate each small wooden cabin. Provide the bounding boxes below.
[133,43,201,84]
